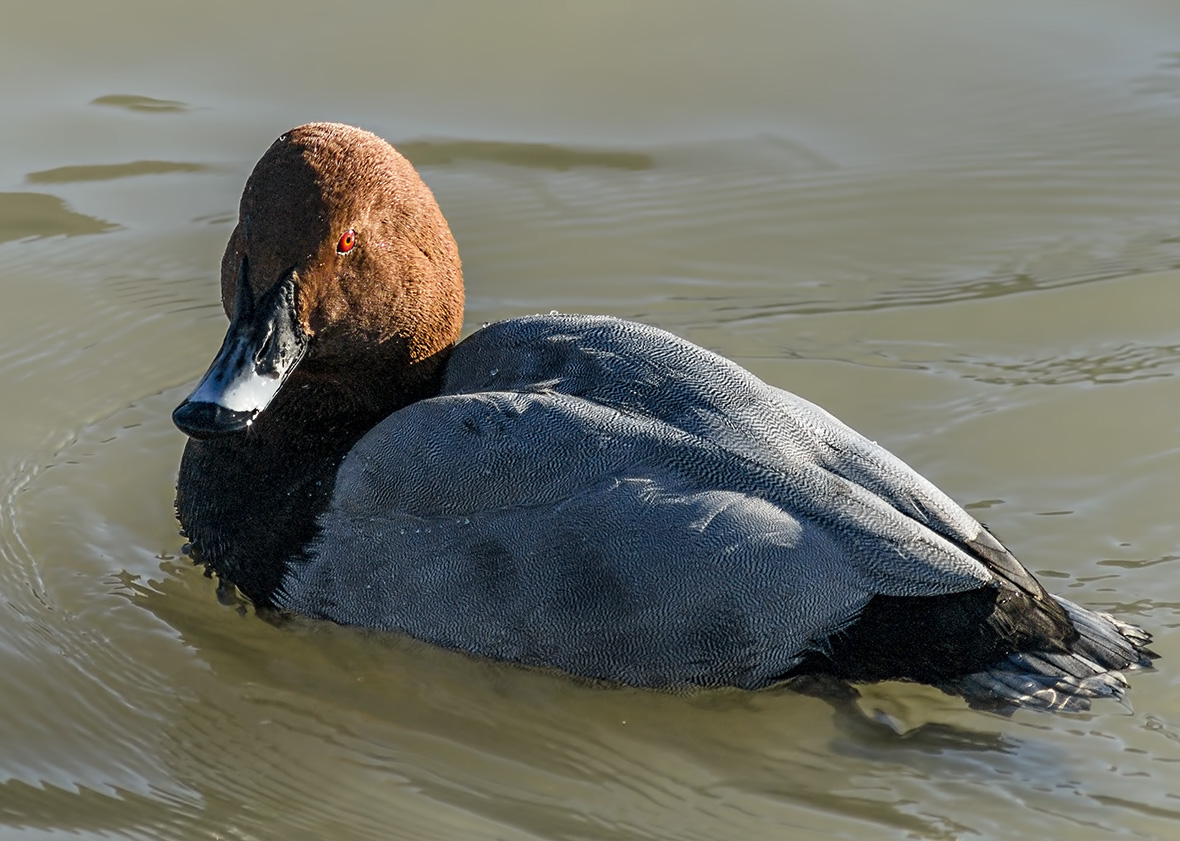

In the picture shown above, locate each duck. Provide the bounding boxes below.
[173,122,1155,712]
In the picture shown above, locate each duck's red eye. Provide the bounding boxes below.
[337,230,357,254]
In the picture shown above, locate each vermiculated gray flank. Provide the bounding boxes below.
[277,315,1152,709]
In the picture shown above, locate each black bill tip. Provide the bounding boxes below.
[172,400,257,439]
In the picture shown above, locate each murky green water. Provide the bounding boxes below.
[2,2,1180,839]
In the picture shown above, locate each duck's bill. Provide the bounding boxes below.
[172,258,308,439]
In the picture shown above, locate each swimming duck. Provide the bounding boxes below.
[173,122,1154,711]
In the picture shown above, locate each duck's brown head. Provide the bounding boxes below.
[173,123,464,439]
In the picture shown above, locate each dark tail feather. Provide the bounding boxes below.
[942,596,1156,713]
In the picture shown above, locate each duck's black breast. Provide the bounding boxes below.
[175,386,382,606]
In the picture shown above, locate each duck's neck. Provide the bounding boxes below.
[175,357,447,606]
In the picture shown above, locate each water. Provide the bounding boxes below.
[2,1,1180,838]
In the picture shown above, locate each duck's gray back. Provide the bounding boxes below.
[280,315,1000,687]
